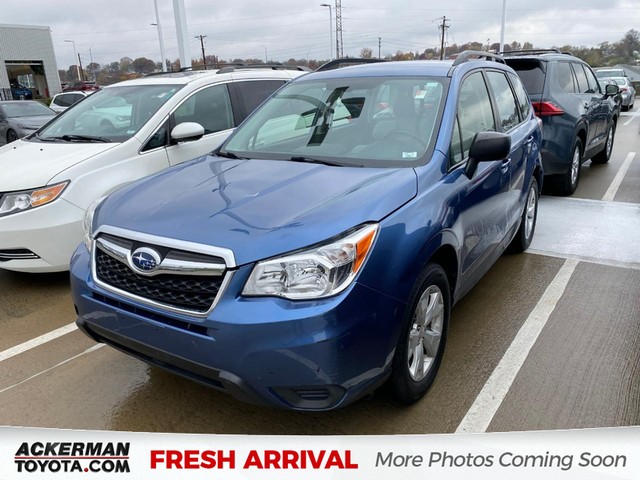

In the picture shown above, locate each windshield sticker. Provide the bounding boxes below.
[402,152,418,159]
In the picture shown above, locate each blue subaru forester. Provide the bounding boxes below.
[71,52,543,411]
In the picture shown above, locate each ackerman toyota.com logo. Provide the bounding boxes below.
[14,442,130,474]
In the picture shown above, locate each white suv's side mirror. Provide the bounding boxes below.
[171,122,205,143]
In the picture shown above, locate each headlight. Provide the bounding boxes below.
[82,196,107,252]
[243,224,378,300]
[0,181,69,217]
[17,124,37,130]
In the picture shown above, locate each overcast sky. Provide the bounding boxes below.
[3,0,639,69]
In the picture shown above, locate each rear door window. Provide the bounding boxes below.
[556,62,576,93]
[571,63,589,93]
[486,71,521,131]
[508,72,532,119]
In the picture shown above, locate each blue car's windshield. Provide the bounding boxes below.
[222,76,448,167]
[34,84,183,143]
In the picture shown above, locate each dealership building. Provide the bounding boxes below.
[0,24,62,100]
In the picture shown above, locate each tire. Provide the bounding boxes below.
[591,121,615,164]
[6,129,18,143]
[548,137,582,196]
[508,178,539,253]
[389,263,450,404]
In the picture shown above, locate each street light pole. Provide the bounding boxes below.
[262,46,267,63]
[320,4,332,61]
[89,46,95,81]
[64,40,81,81]
[499,0,507,53]
[153,0,167,71]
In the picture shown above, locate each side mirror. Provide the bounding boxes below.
[605,84,619,96]
[171,122,205,143]
[465,131,511,179]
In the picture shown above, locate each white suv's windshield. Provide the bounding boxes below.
[222,76,447,167]
[35,84,183,143]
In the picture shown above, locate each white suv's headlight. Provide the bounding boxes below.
[0,181,69,217]
[243,224,378,300]
[82,196,107,252]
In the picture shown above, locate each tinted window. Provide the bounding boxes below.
[457,72,496,159]
[142,121,168,152]
[571,64,589,93]
[486,71,520,131]
[234,80,286,121]
[508,72,532,119]
[174,84,234,134]
[556,62,576,93]
[506,59,545,95]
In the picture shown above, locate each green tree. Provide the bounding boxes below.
[131,57,157,74]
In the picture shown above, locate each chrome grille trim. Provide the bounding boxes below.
[96,236,226,277]
[90,226,234,318]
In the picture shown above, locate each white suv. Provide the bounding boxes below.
[0,66,307,272]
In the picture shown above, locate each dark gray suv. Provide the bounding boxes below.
[504,50,619,195]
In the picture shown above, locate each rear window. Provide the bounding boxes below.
[505,59,545,95]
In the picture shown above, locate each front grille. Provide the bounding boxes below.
[95,243,225,314]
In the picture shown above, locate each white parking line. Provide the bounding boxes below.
[455,258,579,433]
[0,323,77,363]
[623,116,636,126]
[602,152,636,201]
[0,344,104,395]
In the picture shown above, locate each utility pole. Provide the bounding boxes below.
[335,0,343,58]
[195,35,207,69]
[378,37,381,59]
[439,16,450,60]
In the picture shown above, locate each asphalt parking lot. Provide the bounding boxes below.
[0,110,638,434]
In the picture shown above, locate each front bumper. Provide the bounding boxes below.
[0,199,84,272]
[70,246,405,411]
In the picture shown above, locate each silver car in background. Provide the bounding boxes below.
[0,100,56,144]
[609,77,636,110]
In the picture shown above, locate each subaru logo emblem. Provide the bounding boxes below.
[130,247,161,274]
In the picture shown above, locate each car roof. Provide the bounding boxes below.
[302,56,514,82]
[112,67,305,88]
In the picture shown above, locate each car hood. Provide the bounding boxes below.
[9,115,55,128]
[0,140,119,190]
[98,156,418,266]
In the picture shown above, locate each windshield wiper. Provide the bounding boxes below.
[51,134,112,143]
[289,156,345,167]
[216,150,250,160]
[33,132,58,142]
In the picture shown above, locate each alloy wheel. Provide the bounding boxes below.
[407,285,444,382]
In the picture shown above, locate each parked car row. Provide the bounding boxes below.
[0,51,621,411]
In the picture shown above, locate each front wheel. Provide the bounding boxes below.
[389,263,450,404]
[508,178,539,253]
[591,122,615,164]
[6,129,18,143]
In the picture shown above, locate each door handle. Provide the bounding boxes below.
[501,158,511,174]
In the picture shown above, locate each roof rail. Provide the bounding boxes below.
[451,50,505,67]
[501,48,573,57]
[316,58,387,72]
[216,63,311,74]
